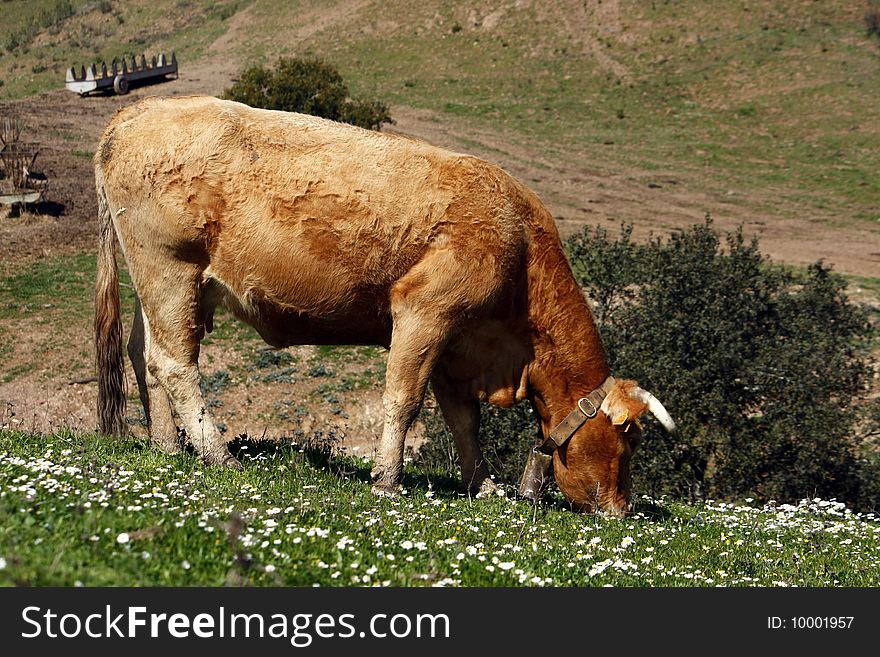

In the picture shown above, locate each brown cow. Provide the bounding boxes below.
[94,96,674,515]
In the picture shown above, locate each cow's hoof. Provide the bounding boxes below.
[474,478,500,499]
[222,455,243,470]
[203,450,242,470]
[151,438,182,455]
[369,464,402,495]
[371,483,401,498]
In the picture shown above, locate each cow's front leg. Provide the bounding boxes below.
[430,370,496,497]
[371,302,456,494]
[371,330,445,495]
[370,391,418,495]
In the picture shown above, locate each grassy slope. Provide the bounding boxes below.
[1,1,878,225]
[216,0,880,224]
[334,0,880,224]
[1,429,878,587]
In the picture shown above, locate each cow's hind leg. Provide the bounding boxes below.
[132,261,239,469]
[128,295,180,453]
[430,371,497,497]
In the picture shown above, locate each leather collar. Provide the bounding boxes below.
[536,376,616,455]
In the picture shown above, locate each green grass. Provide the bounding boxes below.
[0,252,103,320]
[308,346,385,390]
[1,429,878,587]
[0,252,135,383]
[847,275,880,350]
[314,345,385,365]
[2,363,35,384]
[848,275,880,298]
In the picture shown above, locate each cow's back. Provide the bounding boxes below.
[97,96,533,342]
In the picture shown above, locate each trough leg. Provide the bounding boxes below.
[128,295,180,453]
[430,371,497,496]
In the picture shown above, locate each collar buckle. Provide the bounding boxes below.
[577,397,598,418]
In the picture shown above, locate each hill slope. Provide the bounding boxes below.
[1,0,878,274]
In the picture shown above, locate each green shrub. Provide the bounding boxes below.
[570,219,878,508]
[418,219,880,510]
[222,57,393,130]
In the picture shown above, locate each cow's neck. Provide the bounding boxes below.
[524,223,610,433]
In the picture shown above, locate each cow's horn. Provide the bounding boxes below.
[631,388,676,432]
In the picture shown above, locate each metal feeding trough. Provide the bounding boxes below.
[0,117,47,207]
[65,52,178,96]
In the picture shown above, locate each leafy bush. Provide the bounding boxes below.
[418,219,880,509]
[568,220,879,509]
[222,57,393,130]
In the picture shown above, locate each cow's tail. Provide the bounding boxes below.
[94,165,127,436]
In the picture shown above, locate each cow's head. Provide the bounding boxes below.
[551,379,674,516]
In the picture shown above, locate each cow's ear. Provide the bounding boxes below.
[600,379,648,425]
